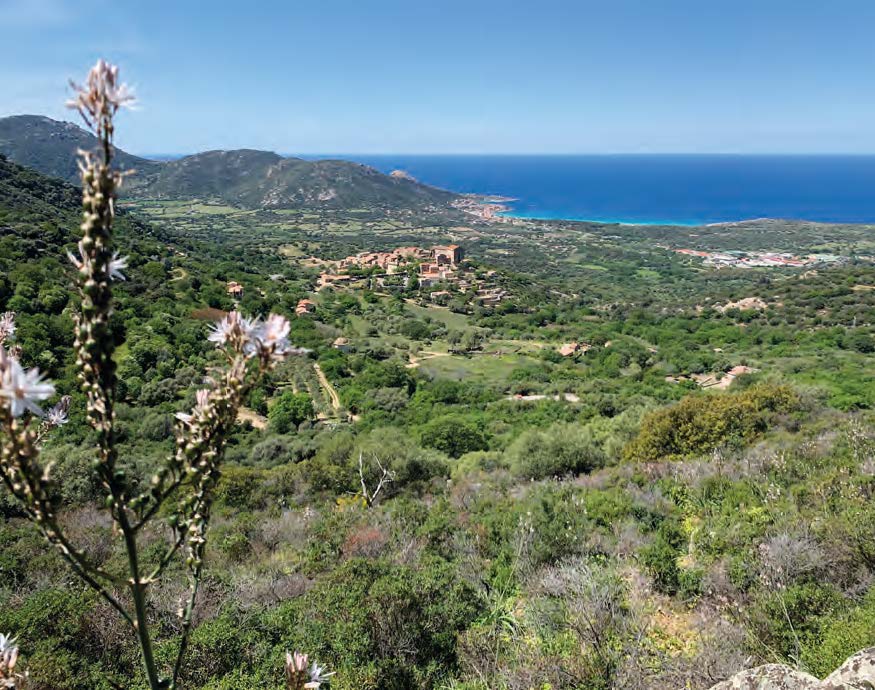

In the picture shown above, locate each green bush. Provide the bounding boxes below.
[263,558,482,689]
[748,583,845,663]
[268,391,314,434]
[624,383,801,462]
[507,421,605,479]
[419,415,489,459]
[801,587,875,676]
[640,519,685,594]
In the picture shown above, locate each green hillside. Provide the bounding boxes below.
[3,132,875,690]
[0,115,161,184]
[126,149,459,209]
[0,115,460,212]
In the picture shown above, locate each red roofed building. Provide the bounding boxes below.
[295,299,316,316]
[432,244,463,265]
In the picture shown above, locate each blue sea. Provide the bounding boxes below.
[308,154,875,226]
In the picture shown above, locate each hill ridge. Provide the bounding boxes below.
[0,115,459,211]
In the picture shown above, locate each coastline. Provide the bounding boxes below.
[462,192,714,227]
[497,210,706,227]
[341,154,875,228]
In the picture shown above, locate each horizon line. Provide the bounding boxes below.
[134,151,875,160]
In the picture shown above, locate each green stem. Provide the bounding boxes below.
[120,511,164,690]
[171,572,201,689]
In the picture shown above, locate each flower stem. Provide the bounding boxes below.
[120,511,164,689]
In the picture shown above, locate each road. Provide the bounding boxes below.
[313,362,341,412]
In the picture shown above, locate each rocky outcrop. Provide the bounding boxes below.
[822,648,875,688]
[710,664,819,689]
[710,648,875,689]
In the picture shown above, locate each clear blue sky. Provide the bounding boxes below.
[2,0,875,154]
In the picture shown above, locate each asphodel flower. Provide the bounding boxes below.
[66,58,134,130]
[0,313,14,346]
[284,651,333,689]
[0,358,55,418]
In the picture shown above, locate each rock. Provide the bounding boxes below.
[709,664,819,690]
[822,647,875,688]
[389,169,416,182]
[710,648,875,689]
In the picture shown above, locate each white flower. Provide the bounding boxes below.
[284,651,334,688]
[69,248,127,281]
[208,311,253,348]
[258,313,290,348]
[0,633,18,674]
[0,312,14,344]
[309,660,335,684]
[67,250,84,271]
[46,396,72,426]
[109,252,128,281]
[66,59,135,123]
[174,411,193,425]
[286,651,307,672]
[175,389,211,426]
[251,313,295,358]
[195,389,210,408]
[0,359,56,418]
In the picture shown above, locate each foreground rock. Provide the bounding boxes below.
[710,648,875,689]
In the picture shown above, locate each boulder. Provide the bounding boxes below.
[710,648,875,689]
[709,664,819,690]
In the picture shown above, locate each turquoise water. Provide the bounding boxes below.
[316,154,875,225]
[500,210,705,226]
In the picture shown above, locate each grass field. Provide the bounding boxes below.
[403,303,470,330]
[418,351,536,383]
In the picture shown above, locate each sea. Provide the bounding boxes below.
[307,154,875,226]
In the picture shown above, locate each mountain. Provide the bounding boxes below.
[0,115,161,184]
[126,149,459,210]
[0,115,459,211]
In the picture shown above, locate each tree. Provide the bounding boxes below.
[420,414,489,458]
[269,391,314,433]
[460,329,484,352]
[508,422,605,479]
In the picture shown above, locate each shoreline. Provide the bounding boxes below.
[456,192,875,229]
[498,211,873,227]
[464,193,740,227]
[497,210,705,227]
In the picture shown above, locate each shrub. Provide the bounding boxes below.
[624,383,801,462]
[248,436,294,467]
[420,415,489,459]
[748,583,845,663]
[268,391,314,434]
[356,427,449,492]
[640,518,685,594]
[802,587,875,677]
[264,558,482,688]
[507,422,605,479]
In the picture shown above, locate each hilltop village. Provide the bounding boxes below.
[305,243,509,306]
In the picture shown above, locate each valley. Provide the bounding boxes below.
[4,2,875,685]
[2,127,875,689]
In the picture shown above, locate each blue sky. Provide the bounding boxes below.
[2,0,875,154]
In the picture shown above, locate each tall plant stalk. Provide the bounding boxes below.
[0,60,306,689]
